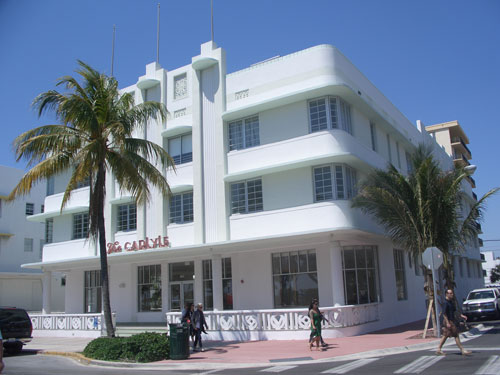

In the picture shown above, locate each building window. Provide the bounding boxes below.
[396,142,401,169]
[228,115,260,151]
[47,176,55,196]
[45,218,53,244]
[41,204,44,213]
[138,265,162,312]
[174,73,188,99]
[393,249,407,300]
[386,134,392,163]
[117,203,137,232]
[222,257,233,310]
[230,178,263,214]
[342,245,380,305]
[168,134,192,165]
[202,260,213,310]
[39,239,44,259]
[25,203,34,216]
[370,122,378,152]
[76,176,90,188]
[84,270,102,313]
[169,192,193,224]
[272,250,317,308]
[73,212,89,240]
[313,164,357,202]
[414,254,423,276]
[405,151,413,175]
[308,96,352,135]
[24,238,33,252]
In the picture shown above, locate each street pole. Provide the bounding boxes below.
[431,253,441,338]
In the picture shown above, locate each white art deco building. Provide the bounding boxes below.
[25,42,484,339]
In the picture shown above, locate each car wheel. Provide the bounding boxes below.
[5,342,23,355]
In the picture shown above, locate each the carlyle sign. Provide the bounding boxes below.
[107,236,170,254]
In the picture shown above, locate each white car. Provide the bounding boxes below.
[462,288,500,320]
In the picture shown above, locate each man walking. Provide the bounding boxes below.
[192,303,208,352]
[436,289,471,356]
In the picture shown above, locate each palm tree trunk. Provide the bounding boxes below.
[96,164,114,337]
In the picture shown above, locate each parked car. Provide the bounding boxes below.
[0,307,33,354]
[462,288,500,320]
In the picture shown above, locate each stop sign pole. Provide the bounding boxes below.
[423,247,444,338]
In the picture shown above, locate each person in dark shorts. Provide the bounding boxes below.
[436,289,471,356]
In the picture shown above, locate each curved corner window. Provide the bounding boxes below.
[309,96,352,135]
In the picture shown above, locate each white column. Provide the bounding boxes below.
[161,263,170,313]
[212,255,223,311]
[42,270,52,314]
[194,259,203,305]
[330,241,345,306]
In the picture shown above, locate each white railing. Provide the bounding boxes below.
[29,313,116,336]
[166,304,378,332]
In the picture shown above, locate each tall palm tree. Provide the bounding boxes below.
[352,144,498,290]
[9,61,173,337]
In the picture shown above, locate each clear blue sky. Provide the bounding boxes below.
[1,0,499,255]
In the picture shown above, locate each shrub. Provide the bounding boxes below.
[83,332,169,362]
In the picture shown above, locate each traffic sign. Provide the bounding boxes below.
[422,246,443,270]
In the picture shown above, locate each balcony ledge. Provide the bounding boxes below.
[26,206,89,223]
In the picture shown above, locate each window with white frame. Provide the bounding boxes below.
[228,115,260,151]
[41,204,44,213]
[396,142,401,169]
[73,212,89,239]
[230,178,263,214]
[168,134,192,165]
[25,203,34,216]
[45,218,53,244]
[342,245,380,305]
[313,164,357,202]
[169,192,193,224]
[405,151,413,175]
[117,203,136,232]
[202,260,213,310]
[76,176,90,188]
[308,96,352,134]
[138,264,162,312]
[84,270,102,313]
[174,73,188,99]
[272,250,318,308]
[24,238,33,252]
[393,249,407,300]
[222,257,233,310]
[46,176,55,196]
[386,134,392,163]
[370,122,378,152]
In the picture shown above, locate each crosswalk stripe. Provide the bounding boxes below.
[260,365,297,373]
[321,358,379,374]
[476,355,500,375]
[394,355,443,374]
[195,370,220,375]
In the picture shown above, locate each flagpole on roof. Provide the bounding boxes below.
[111,25,116,76]
[156,3,160,64]
[211,0,214,42]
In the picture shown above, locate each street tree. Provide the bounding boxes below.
[9,61,173,336]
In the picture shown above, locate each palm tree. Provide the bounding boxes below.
[352,144,498,290]
[9,61,173,337]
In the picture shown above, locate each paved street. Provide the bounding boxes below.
[3,323,499,375]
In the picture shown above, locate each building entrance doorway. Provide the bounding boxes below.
[170,282,194,311]
[169,261,195,311]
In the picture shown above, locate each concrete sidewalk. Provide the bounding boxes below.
[24,320,477,370]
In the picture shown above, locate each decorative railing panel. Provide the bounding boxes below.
[29,313,116,334]
[166,304,378,331]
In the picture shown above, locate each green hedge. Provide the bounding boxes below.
[83,332,170,362]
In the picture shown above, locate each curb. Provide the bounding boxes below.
[39,324,488,371]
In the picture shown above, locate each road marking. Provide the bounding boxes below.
[394,356,443,374]
[195,370,220,375]
[260,365,297,372]
[433,347,500,352]
[321,358,379,374]
[476,355,500,375]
